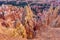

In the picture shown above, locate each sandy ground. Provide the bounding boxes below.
[0,27,60,40]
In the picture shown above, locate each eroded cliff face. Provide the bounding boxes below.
[0,4,60,40]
